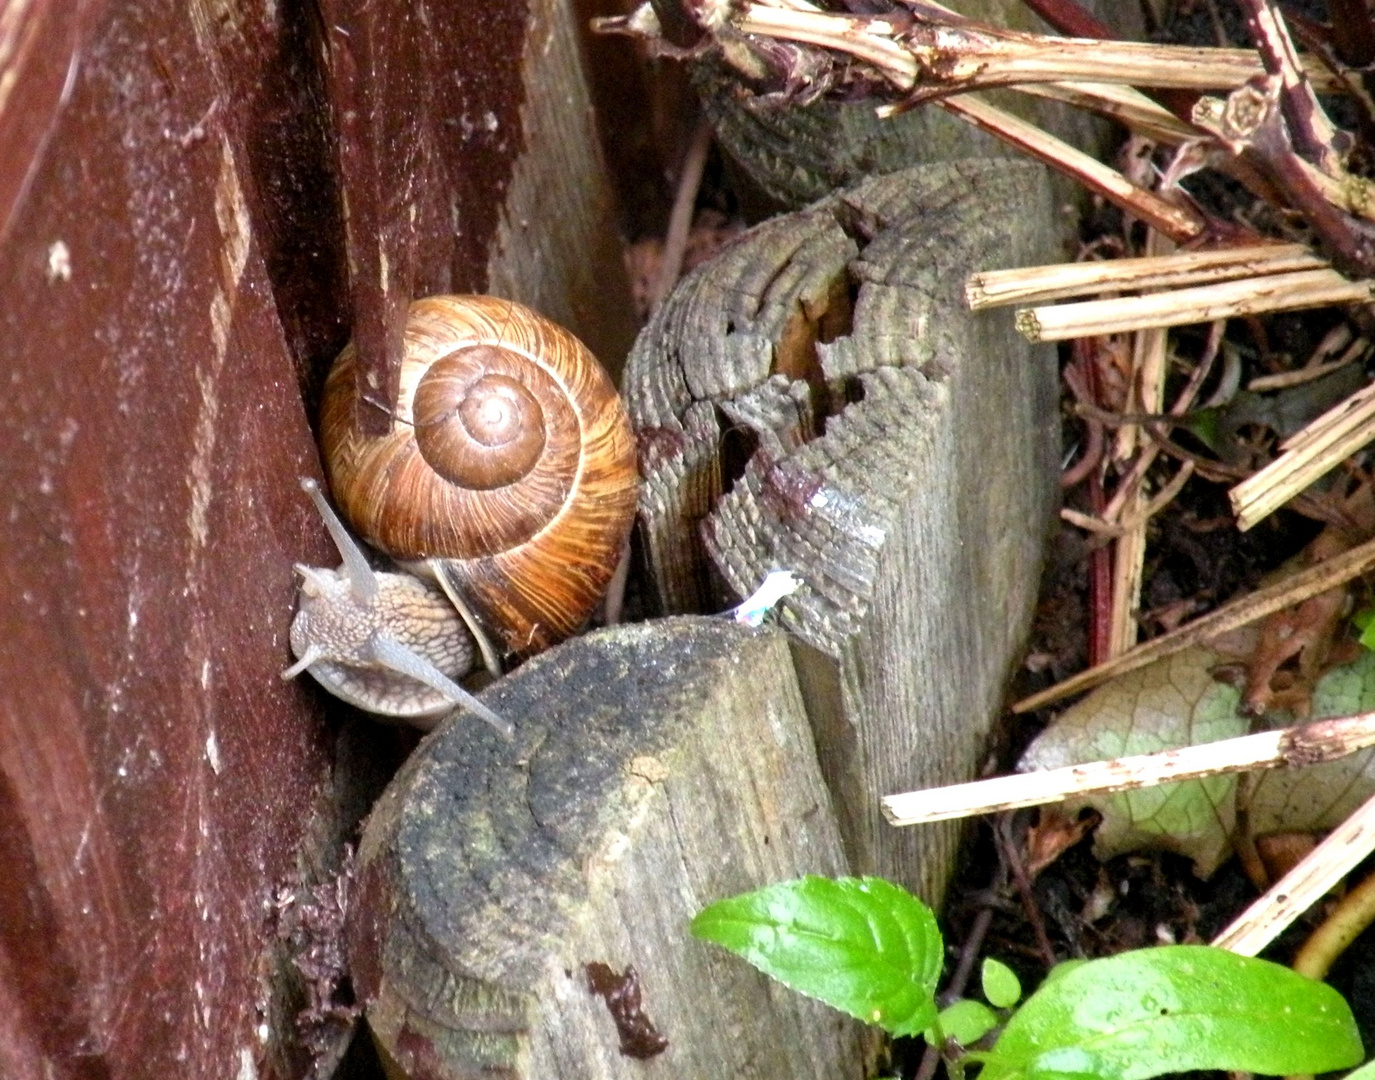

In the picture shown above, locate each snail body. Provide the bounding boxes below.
[285,296,639,732]
[284,478,510,735]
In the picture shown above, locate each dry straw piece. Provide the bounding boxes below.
[1230,379,1375,530]
[1214,789,1375,956]
[1015,269,1374,342]
[882,710,1375,826]
[1012,533,1375,713]
[966,244,1325,310]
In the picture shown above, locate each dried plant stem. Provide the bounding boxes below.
[1071,322,1221,539]
[1230,378,1375,529]
[1016,268,1375,342]
[737,6,918,86]
[1248,356,1362,392]
[1012,533,1375,712]
[1239,0,1346,173]
[967,244,1323,310]
[937,95,1205,243]
[1109,311,1168,655]
[1013,81,1200,144]
[1292,864,1375,980]
[882,709,1375,826]
[1295,152,1375,224]
[1104,321,1223,523]
[650,120,714,311]
[734,4,1345,94]
[1214,788,1375,955]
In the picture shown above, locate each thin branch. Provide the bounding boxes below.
[1017,0,1112,39]
[937,95,1206,243]
[1248,356,1362,392]
[650,120,714,311]
[1292,862,1375,979]
[1193,76,1375,277]
[1109,302,1169,655]
[1238,0,1346,174]
[882,709,1375,826]
[1011,533,1375,712]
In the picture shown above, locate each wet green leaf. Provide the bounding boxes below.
[690,876,942,1036]
[927,999,999,1047]
[982,957,1021,1008]
[977,946,1362,1080]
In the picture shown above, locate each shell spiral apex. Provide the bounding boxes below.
[320,295,639,656]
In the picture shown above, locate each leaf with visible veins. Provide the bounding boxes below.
[1018,647,1247,876]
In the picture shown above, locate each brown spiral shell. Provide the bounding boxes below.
[320,295,639,655]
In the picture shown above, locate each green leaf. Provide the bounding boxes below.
[690,876,942,1037]
[1041,959,1087,984]
[982,958,1021,1008]
[977,946,1361,1080]
[926,999,999,1047]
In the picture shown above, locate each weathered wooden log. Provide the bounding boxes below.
[626,160,1060,899]
[349,617,869,1080]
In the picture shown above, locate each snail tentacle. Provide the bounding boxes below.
[367,634,512,739]
[300,476,377,601]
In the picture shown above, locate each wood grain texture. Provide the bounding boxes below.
[0,5,340,1077]
[0,0,107,246]
[0,1,638,1076]
[349,618,869,1080]
[321,0,636,434]
[627,161,1060,898]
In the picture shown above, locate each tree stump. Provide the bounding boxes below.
[349,618,869,1080]
[627,161,1060,899]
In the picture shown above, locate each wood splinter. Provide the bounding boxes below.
[882,708,1375,827]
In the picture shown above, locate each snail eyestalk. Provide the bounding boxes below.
[299,476,378,602]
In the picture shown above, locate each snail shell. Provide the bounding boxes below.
[320,295,639,656]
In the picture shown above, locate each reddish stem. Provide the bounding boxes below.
[1072,338,1115,669]
[1237,0,1345,168]
[1087,470,1114,668]
[1018,0,1111,39]
[1060,362,1104,490]
[1327,0,1375,67]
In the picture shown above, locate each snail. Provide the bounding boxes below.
[282,295,640,736]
